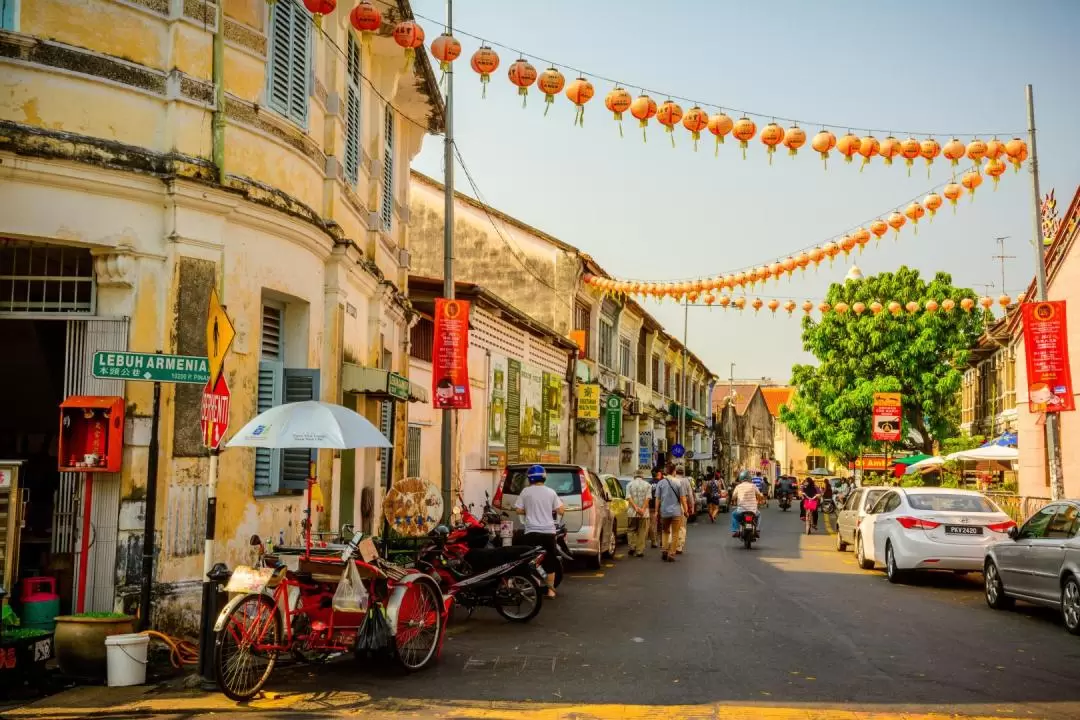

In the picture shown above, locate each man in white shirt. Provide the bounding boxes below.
[513,465,564,598]
[730,469,765,538]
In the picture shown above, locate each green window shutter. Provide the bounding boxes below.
[280,367,320,491]
[288,0,311,125]
[254,360,283,496]
[344,34,361,186]
[1,0,15,30]
[380,107,394,230]
[266,1,293,117]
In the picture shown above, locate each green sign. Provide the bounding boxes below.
[92,351,210,384]
[388,372,410,401]
[603,395,622,446]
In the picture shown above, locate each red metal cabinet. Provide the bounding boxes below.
[58,396,125,473]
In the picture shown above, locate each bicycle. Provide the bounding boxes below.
[212,532,450,701]
[804,497,820,535]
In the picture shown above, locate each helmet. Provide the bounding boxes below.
[737,469,752,484]
[527,465,547,483]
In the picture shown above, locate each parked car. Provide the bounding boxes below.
[854,487,1014,583]
[600,474,630,541]
[835,486,890,552]
[984,500,1080,635]
[495,464,615,570]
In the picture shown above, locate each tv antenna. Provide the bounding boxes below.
[992,236,1014,293]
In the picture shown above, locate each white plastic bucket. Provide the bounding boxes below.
[105,633,149,687]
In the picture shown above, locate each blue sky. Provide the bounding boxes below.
[410,0,1080,381]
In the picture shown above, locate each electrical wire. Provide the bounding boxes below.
[394,3,1024,139]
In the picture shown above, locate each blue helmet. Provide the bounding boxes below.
[527,465,547,483]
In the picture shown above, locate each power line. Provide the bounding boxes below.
[395,3,1023,139]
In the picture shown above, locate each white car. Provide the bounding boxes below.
[835,485,890,552]
[854,487,1015,583]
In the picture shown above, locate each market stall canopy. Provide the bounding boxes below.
[945,446,1019,462]
[907,456,945,474]
[227,401,392,450]
[894,453,934,466]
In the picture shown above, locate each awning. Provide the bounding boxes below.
[894,453,934,466]
[342,363,428,403]
[668,402,707,425]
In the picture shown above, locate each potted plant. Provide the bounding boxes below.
[53,611,135,678]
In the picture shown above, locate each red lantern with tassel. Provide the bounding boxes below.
[784,125,806,157]
[303,0,336,28]
[656,100,684,148]
[760,123,785,164]
[430,33,461,73]
[812,130,836,169]
[708,112,734,156]
[566,77,594,127]
[683,107,709,151]
[470,46,500,98]
[858,135,879,171]
[605,87,632,138]
[350,1,381,43]
[507,58,537,107]
[630,95,657,142]
[537,68,566,115]
[731,117,757,159]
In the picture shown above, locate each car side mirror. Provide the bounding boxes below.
[1008,526,1020,540]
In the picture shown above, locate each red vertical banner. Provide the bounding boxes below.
[432,298,472,410]
[1021,300,1075,412]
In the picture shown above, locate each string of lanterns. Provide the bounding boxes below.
[580,166,1011,303]
[605,294,1020,319]
[330,2,1033,175]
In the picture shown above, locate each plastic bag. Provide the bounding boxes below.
[332,561,369,612]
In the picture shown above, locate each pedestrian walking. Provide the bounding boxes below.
[653,468,687,562]
[648,467,664,548]
[624,474,652,558]
[672,465,693,554]
[705,472,722,523]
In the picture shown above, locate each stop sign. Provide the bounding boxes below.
[201,373,231,449]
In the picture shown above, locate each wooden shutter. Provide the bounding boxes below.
[344,34,361,185]
[280,368,320,491]
[266,0,310,125]
[261,304,283,360]
[288,1,310,125]
[254,360,283,496]
[381,106,394,230]
[406,425,421,477]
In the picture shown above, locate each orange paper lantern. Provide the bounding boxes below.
[795,253,810,273]
[470,46,500,98]
[630,94,658,142]
[858,135,879,171]
[732,117,757,159]
[769,262,783,284]
[943,182,963,211]
[605,87,632,137]
[942,137,966,168]
[836,133,861,164]
[870,219,889,244]
[719,295,731,308]
[656,100,684,147]
[782,257,796,278]
[985,138,1007,161]
[507,58,538,106]
[840,234,857,256]
[751,297,764,313]
[835,302,849,315]
[784,125,807,157]
[853,301,867,316]
[565,77,595,127]
[853,227,871,253]
[985,157,1006,189]
[1005,138,1028,172]
[924,193,943,220]
[961,170,983,199]
[784,300,797,315]
[734,296,746,310]
[966,138,988,166]
[900,137,921,176]
[818,302,831,315]
[808,247,824,269]
[879,136,901,166]
[350,1,381,42]
[760,123,785,164]
[980,296,994,312]
[537,68,566,115]
[802,300,814,316]
[906,301,920,315]
[920,138,941,178]
[960,298,975,313]
[887,301,902,316]
[708,112,734,156]
[887,211,907,237]
[393,21,425,69]
[812,130,837,169]
[430,33,462,73]
[703,292,716,306]
[942,298,956,313]
[998,294,1011,309]
[925,299,939,313]
[683,106,710,151]
[822,241,840,266]
[904,202,925,234]
[767,299,780,315]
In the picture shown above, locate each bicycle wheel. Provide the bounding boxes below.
[390,578,442,672]
[214,593,283,701]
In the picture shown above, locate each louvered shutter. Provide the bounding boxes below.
[344,35,361,185]
[381,107,394,230]
[254,360,283,496]
[266,0,310,125]
[280,368,321,491]
[288,1,311,125]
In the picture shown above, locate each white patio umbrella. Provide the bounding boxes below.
[228,400,391,450]
[907,456,944,474]
[944,445,1018,463]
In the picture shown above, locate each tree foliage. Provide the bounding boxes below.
[780,267,985,460]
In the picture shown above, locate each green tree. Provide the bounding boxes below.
[780,267,985,460]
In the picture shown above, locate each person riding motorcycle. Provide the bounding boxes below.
[730,470,765,539]
[776,475,796,507]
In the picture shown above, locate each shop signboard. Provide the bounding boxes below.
[871,392,902,442]
[638,430,653,468]
[1021,300,1075,412]
[387,372,410,401]
[856,454,888,471]
[488,354,564,466]
[432,298,472,410]
[603,395,622,446]
[576,384,600,419]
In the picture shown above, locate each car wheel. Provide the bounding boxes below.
[587,547,602,570]
[885,542,907,584]
[1062,575,1080,635]
[984,560,1014,610]
[836,527,848,552]
[855,534,874,570]
[602,523,617,559]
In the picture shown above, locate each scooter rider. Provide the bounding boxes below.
[777,475,796,507]
[513,465,565,599]
[730,470,765,538]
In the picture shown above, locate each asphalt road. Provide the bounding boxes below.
[243,503,1080,717]
[10,505,1080,719]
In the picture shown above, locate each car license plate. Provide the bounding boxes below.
[945,525,982,535]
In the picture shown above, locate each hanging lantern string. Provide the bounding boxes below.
[608,162,991,285]
[390,3,1023,139]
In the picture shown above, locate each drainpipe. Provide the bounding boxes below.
[211,1,226,182]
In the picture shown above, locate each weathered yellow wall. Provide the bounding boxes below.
[22,0,168,70]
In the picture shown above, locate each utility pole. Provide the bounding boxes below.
[727,363,735,480]
[439,0,455,521]
[975,282,995,299]
[1026,84,1064,501]
[679,299,688,455]
[992,236,1014,295]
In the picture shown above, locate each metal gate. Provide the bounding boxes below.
[60,318,128,612]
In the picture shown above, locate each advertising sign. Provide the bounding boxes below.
[871,392,903,442]
[1021,300,1075,412]
[577,384,600,419]
[432,299,472,410]
[603,395,622,446]
[489,354,564,466]
[638,430,653,469]
[857,454,888,471]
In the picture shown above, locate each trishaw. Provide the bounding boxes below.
[213,401,451,701]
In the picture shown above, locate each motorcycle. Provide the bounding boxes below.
[821,497,836,515]
[778,492,792,511]
[739,511,758,550]
[416,529,547,622]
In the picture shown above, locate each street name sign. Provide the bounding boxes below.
[92,351,210,384]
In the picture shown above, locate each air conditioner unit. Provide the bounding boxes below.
[628,399,641,415]
[622,379,634,397]
[657,437,668,452]
[397,248,411,269]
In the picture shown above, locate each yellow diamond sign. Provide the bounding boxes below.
[206,287,235,387]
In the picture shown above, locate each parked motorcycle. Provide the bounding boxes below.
[821,497,836,515]
[739,511,758,550]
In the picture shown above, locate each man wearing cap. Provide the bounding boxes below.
[513,465,564,598]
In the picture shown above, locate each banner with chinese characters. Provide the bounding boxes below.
[871,392,902,442]
[432,299,471,410]
[1021,301,1075,412]
[576,384,600,419]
